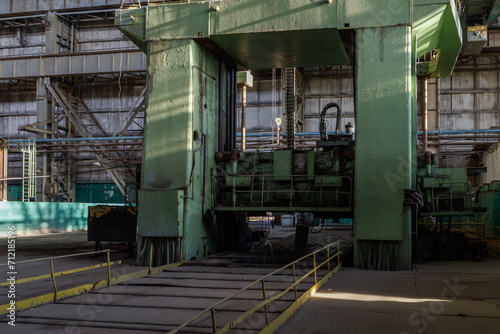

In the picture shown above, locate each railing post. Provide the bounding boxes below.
[319,177,323,207]
[313,253,317,284]
[50,258,58,301]
[107,250,111,287]
[292,264,298,300]
[261,175,265,207]
[232,173,236,207]
[327,246,330,272]
[450,182,453,211]
[211,308,217,333]
[337,242,340,265]
[149,243,153,275]
[261,280,269,325]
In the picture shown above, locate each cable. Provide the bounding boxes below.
[118,51,123,128]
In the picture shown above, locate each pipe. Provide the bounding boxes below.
[235,128,500,137]
[231,68,237,150]
[419,129,500,135]
[422,78,428,152]
[241,85,246,152]
[436,78,441,135]
[36,148,143,153]
[425,151,432,176]
[0,175,50,181]
[427,142,494,146]
[218,59,224,152]
[36,142,143,147]
[319,102,341,141]
[424,135,500,140]
[7,136,142,143]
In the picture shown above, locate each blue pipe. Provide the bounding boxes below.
[7,136,143,143]
[8,129,500,142]
[238,132,323,137]
[237,128,500,137]
[417,129,500,135]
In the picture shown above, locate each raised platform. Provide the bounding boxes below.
[277,260,500,333]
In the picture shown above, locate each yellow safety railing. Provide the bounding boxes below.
[418,215,500,256]
[419,215,488,237]
[0,249,119,301]
[167,241,342,334]
[0,244,183,315]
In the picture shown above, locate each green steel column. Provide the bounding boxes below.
[354,25,413,271]
[138,39,218,264]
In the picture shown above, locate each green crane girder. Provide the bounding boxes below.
[115,0,462,270]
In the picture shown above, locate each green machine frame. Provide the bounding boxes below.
[116,0,463,270]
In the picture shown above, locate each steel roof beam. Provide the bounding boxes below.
[0,50,146,79]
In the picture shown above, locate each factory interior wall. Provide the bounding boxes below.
[7,183,126,203]
[2,11,500,185]
[0,201,109,236]
[480,143,500,184]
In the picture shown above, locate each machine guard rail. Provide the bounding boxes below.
[167,241,342,334]
[431,181,473,212]
[216,172,353,209]
[418,215,487,236]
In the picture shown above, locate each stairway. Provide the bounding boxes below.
[46,82,127,195]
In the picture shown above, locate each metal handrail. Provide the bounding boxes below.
[0,243,185,316]
[167,241,341,334]
[419,215,489,239]
[221,173,353,209]
[0,260,121,286]
[430,181,472,212]
[0,248,111,266]
[1,249,118,301]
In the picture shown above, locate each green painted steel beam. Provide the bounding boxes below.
[115,8,146,52]
[116,0,461,75]
[210,29,349,70]
[487,0,500,24]
[354,25,413,270]
[114,0,464,269]
[337,0,411,28]
[416,50,441,76]
[116,0,352,69]
[413,1,462,78]
[135,37,221,262]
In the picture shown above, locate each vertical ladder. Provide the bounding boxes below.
[22,138,36,202]
[284,68,296,149]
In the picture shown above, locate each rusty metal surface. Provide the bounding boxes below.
[87,205,137,243]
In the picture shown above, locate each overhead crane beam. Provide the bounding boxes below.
[116,0,463,270]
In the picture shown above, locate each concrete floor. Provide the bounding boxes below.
[4,229,500,333]
[0,266,326,333]
[0,228,348,333]
[0,231,145,304]
[277,260,500,334]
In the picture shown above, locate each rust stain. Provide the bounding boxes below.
[89,206,114,219]
[91,281,100,291]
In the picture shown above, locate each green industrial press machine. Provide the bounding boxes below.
[116,0,466,270]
